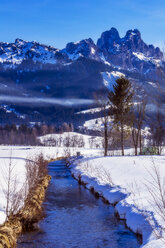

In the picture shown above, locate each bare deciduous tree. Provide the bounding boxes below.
[94,92,112,156]
[131,99,147,155]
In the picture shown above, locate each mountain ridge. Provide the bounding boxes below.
[0,27,164,125]
[0,28,163,73]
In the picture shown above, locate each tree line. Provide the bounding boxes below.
[99,76,165,156]
[0,76,164,154]
[0,122,74,145]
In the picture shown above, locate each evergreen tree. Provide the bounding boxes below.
[108,77,133,156]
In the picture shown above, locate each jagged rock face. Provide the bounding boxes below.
[0,28,164,77]
[97,28,163,73]
[97,27,121,52]
[0,37,101,69]
[97,27,163,58]
[62,38,100,61]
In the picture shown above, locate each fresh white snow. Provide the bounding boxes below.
[133,52,161,67]
[83,117,105,131]
[71,155,165,248]
[76,106,109,115]
[101,71,125,91]
[0,142,165,248]
[0,144,104,224]
[38,132,103,149]
[0,156,27,224]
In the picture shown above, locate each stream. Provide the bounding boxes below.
[17,160,140,248]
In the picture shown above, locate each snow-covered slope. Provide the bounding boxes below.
[38,132,103,149]
[101,71,125,90]
[0,38,69,66]
[76,106,109,115]
[83,118,107,132]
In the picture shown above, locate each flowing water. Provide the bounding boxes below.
[17,160,140,248]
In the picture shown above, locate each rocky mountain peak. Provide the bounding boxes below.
[97,27,163,71]
[63,38,100,61]
[108,27,120,40]
[97,27,120,51]
[0,28,164,78]
[65,38,95,53]
[125,29,141,39]
[14,38,27,46]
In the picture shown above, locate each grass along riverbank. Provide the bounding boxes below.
[0,154,51,248]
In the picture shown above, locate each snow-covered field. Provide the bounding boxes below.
[0,144,103,224]
[71,155,165,248]
[0,142,165,248]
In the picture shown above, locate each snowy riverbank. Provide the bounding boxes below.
[0,145,103,224]
[0,145,165,247]
[70,156,165,248]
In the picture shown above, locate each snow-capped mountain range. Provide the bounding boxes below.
[0,27,164,125]
[0,28,164,78]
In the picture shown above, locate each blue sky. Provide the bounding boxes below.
[0,0,164,49]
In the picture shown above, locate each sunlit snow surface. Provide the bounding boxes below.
[0,157,26,223]
[101,71,125,91]
[0,140,165,247]
[39,132,103,149]
[71,155,165,248]
[133,52,161,66]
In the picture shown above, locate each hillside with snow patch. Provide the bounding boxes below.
[0,27,164,125]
